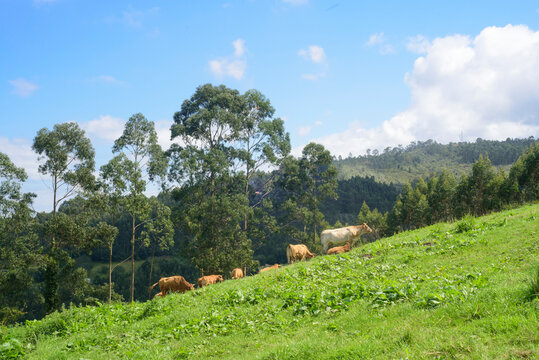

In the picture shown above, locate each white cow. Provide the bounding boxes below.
[320,223,373,253]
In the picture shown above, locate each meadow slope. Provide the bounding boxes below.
[1,204,538,359]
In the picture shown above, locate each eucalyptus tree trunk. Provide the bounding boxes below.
[148,245,156,300]
[109,245,112,304]
[130,214,135,303]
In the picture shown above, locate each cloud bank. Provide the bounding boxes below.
[303,24,539,157]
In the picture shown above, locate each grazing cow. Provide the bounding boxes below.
[230,268,244,280]
[197,274,224,288]
[148,275,194,297]
[286,244,315,264]
[327,242,351,255]
[259,264,279,273]
[320,223,373,253]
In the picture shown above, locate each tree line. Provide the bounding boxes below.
[0,84,335,323]
[356,147,538,239]
[1,83,537,324]
[335,137,537,181]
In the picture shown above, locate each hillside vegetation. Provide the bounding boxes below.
[2,203,538,359]
[334,137,536,183]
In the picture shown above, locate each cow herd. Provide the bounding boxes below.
[149,223,373,298]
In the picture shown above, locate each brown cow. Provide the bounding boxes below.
[259,264,279,273]
[197,274,224,288]
[230,268,244,280]
[327,242,351,255]
[148,275,194,297]
[286,244,315,264]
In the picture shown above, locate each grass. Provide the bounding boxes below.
[1,204,538,359]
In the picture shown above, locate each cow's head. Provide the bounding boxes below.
[352,223,373,236]
[217,275,224,282]
[361,223,373,233]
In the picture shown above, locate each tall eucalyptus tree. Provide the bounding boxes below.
[102,113,169,302]
[32,122,95,313]
[169,84,269,274]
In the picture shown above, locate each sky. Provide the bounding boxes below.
[1,0,539,211]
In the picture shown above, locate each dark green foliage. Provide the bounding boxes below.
[0,153,43,324]
[278,143,338,252]
[169,84,285,274]
[427,169,457,223]
[320,176,399,225]
[507,142,539,202]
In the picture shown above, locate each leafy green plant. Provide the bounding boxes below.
[0,333,24,359]
[454,215,477,233]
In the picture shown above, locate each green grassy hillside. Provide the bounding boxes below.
[334,138,536,183]
[2,204,538,359]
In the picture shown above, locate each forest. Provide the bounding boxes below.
[1,83,538,325]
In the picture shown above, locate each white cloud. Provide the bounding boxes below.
[283,0,308,5]
[365,32,385,46]
[365,32,396,55]
[298,45,327,80]
[82,115,126,142]
[0,137,40,180]
[301,24,539,157]
[87,75,124,85]
[298,45,326,63]
[406,34,431,54]
[154,119,174,150]
[232,38,246,56]
[209,38,248,80]
[9,78,39,97]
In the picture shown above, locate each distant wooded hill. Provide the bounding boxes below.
[333,137,537,184]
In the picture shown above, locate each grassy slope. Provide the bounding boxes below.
[2,204,538,359]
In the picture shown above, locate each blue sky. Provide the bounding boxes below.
[1,0,539,211]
